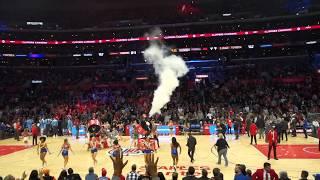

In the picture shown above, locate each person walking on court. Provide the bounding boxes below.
[267,126,278,160]
[213,133,230,166]
[249,121,258,145]
[303,118,309,138]
[186,132,197,163]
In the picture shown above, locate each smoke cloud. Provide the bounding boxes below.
[144,33,189,117]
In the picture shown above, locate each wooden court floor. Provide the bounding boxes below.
[0,134,319,179]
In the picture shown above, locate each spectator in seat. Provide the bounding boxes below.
[58,170,68,180]
[252,162,278,180]
[279,171,290,180]
[126,164,139,180]
[29,170,40,180]
[157,172,165,180]
[66,168,81,180]
[182,166,197,180]
[172,172,178,180]
[246,169,252,179]
[198,169,210,180]
[234,164,249,180]
[42,169,55,180]
[212,168,223,180]
[300,170,308,180]
[85,167,98,180]
[99,168,109,180]
[4,175,15,180]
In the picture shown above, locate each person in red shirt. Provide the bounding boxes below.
[267,126,278,160]
[226,117,232,134]
[250,121,258,145]
[31,123,39,145]
[14,120,21,141]
[252,162,279,180]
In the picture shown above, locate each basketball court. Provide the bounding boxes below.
[0,134,319,179]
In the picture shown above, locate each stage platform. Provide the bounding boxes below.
[0,134,319,179]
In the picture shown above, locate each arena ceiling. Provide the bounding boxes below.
[0,0,317,27]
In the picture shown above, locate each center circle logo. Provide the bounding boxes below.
[108,148,144,156]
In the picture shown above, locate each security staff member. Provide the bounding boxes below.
[186,132,197,163]
[267,125,278,160]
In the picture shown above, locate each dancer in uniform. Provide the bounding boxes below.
[130,125,139,148]
[112,139,122,157]
[89,137,98,165]
[109,127,119,146]
[58,139,73,168]
[152,122,160,148]
[170,137,181,167]
[118,122,124,141]
[143,137,153,163]
[37,136,51,167]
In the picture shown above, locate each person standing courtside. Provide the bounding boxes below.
[281,118,288,141]
[31,123,39,146]
[214,133,230,166]
[234,119,240,140]
[249,121,258,145]
[267,126,278,160]
[186,132,197,163]
[256,115,265,140]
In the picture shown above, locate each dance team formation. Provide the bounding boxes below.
[8,107,320,180]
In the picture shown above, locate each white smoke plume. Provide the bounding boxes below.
[144,34,189,117]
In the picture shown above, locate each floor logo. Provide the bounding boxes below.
[108,148,144,156]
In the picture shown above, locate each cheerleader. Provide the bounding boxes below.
[37,137,51,167]
[58,139,73,168]
[112,140,122,157]
[89,137,98,166]
[117,122,124,141]
[109,128,119,146]
[151,123,160,148]
[143,137,153,163]
[22,128,30,147]
[170,137,181,167]
[130,125,139,148]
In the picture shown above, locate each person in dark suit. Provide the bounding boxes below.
[252,162,279,180]
[234,120,240,140]
[186,132,197,163]
[267,126,278,160]
[197,169,210,180]
[182,166,197,180]
[275,121,282,144]
[256,115,265,139]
